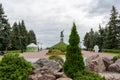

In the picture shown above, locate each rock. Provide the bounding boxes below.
[30,58,66,80]
[108,77,120,80]
[29,73,42,80]
[108,60,120,73]
[38,75,56,80]
[34,58,62,74]
[102,57,113,71]
[115,59,120,63]
[56,78,72,80]
[54,72,67,78]
[85,54,106,72]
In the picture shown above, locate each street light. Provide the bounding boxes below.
[37,42,39,52]
[40,43,42,51]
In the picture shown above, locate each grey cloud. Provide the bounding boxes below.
[1,0,120,48]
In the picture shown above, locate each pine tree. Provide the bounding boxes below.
[27,30,36,45]
[0,4,11,51]
[105,6,119,49]
[98,25,104,51]
[83,32,90,50]
[63,22,85,78]
[11,22,20,50]
[89,28,94,50]
[18,20,28,52]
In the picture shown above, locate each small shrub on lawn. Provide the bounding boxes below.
[0,53,34,80]
[49,55,64,64]
[112,54,120,62]
[73,70,106,80]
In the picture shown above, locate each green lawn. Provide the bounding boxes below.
[0,56,3,61]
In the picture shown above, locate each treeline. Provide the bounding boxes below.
[84,6,120,51]
[0,4,36,52]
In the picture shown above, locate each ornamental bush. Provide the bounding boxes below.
[73,70,105,80]
[63,23,85,78]
[112,54,120,62]
[0,53,33,80]
[49,55,64,64]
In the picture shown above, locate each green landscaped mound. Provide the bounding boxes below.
[47,42,67,55]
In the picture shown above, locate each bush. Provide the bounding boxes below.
[49,55,64,64]
[73,70,105,80]
[103,49,120,54]
[47,49,66,55]
[112,54,120,62]
[0,53,34,80]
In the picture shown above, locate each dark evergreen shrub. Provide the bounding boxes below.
[63,23,85,78]
[73,70,105,80]
[0,53,33,80]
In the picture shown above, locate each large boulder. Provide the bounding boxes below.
[34,58,62,74]
[102,57,113,71]
[85,54,106,72]
[108,59,120,73]
[29,58,67,80]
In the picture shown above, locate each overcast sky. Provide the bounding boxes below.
[1,0,120,48]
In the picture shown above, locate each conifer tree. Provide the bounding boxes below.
[63,22,85,78]
[84,32,90,50]
[11,22,20,50]
[27,30,36,45]
[98,25,104,51]
[0,4,11,51]
[18,20,28,52]
[105,6,118,49]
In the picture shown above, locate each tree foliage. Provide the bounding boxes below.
[63,22,85,78]
[84,6,120,50]
[0,4,11,51]
[27,30,37,45]
[10,21,37,52]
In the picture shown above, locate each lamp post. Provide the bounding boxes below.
[37,42,39,52]
[40,43,42,51]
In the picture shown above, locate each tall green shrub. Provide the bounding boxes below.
[63,22,85,78]
[0,53,33,80]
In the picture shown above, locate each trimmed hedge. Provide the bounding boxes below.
[0,53,33,80]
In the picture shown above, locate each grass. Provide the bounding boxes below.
[50,42,67,52]
[103,49,120,54]
[0,56,3,61]
[6,50,22,54]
